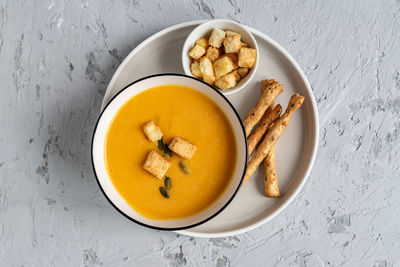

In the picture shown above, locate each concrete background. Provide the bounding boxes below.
[1,0,399,266]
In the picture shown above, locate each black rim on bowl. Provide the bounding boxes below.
[91,73,248,231]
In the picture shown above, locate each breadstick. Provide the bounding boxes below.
[247,104,282,156]
[263,146,280,197]
[244,93,304,183]
[243,79,283,136]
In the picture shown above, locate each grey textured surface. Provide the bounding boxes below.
[0,0,399,266]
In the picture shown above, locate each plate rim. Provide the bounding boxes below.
[101,19,319,238]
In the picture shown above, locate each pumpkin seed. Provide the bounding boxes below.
[164,144,173,157]
[157,139,165,151]
[159,187,169,198]
[164,176,171,189]
[179,161,189,174]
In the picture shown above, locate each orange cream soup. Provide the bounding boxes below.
[105,85,237,220]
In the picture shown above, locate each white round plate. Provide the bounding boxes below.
[100,20,319,238]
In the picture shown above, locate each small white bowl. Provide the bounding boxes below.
[182,19,259,95]
[92,74,248,230]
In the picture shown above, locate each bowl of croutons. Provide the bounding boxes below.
[182,19,259,95]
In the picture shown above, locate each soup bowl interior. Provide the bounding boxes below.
[92,74,247,230]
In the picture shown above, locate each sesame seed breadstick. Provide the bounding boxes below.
[243,79,283,136]
[244,93,304,183]
[247,104,282,156]
[263,146,280,197]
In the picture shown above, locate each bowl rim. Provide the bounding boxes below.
[91,73,248,231]
[181,19,259,95]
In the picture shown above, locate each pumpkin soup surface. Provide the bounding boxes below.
[105,85,237,220]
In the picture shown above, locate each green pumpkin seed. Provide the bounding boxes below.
[159,187,169,198]
[179,161,189,174]
[157,139,165,151]
[164,176,171,189]
[164,144,173,157]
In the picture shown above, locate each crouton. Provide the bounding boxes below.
[231,70,241,81]
[237,67,249,78]
[168,137,197,159]
[195,37,209,49]
[215,71,237,90]
[224,53,238,65]
[208,28,226,48]
[142,150,171,179]
[223,32,241,53]
[238,47,256,68]
[241,41,248,47]
[226,30,239,37]
[191,62,202,78]
[142,121,163,142]
[213,55,238,79]
[188,44,206,60]
[206,47,220,62]
[199,56,215,84]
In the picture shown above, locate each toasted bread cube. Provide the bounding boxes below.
[224,53,238,65]
[237,67,249,78]
[238,47,256,68]
[240,41,248,47]
[231,70,241,81]
[223,33,241,53]
[195,37,209,49]
[142,121,163,142]
[191,62,202,78]
[215,71,237,90]
[226,30,239,37]
[169,137,197,159]
[188,44,206,60]
[208,28,226,48]
[213,55,238,79]
[142,151,171,179]
[206,47,220,62]
[199,56,215,84]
